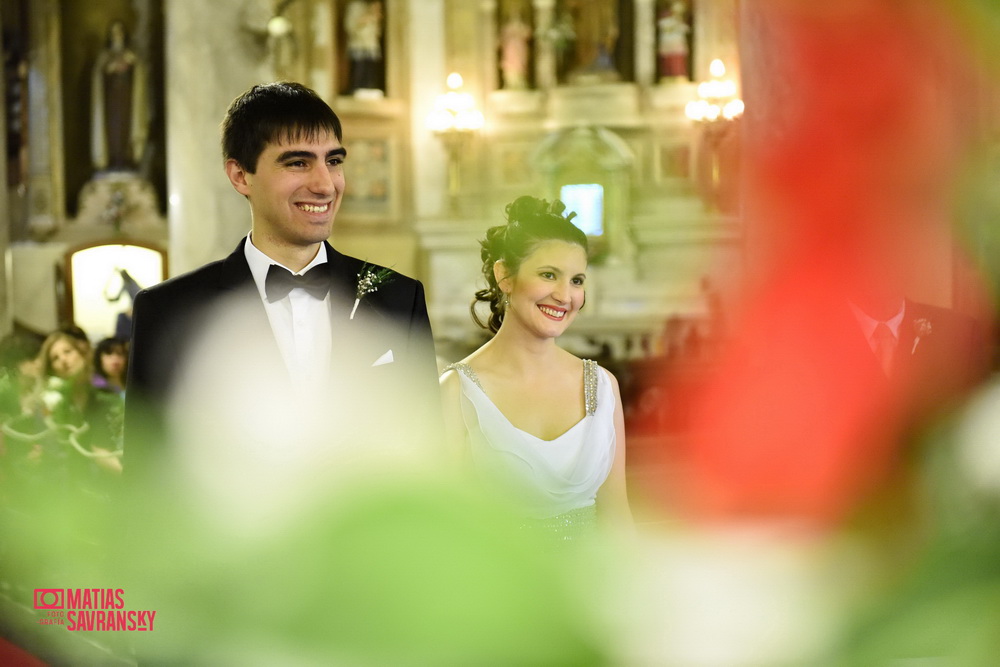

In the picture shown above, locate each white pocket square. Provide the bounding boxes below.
[372,349,394,367]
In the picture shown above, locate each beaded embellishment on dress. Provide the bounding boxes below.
[446,360,599,414]
[582,359,597,416]
[444,362,485,391]
[522,504,598,540]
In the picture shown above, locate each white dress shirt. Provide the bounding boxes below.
[850,300,905,356]
[244,234,333,389]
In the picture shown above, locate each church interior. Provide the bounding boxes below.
[3,0,1000,664]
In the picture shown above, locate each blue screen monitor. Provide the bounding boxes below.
[560,183,604,237]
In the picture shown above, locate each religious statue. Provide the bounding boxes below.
[345,0,385,95]
[547,9,576,82]
[104,267,144,340]
[266,14,298,81]
[658,1,690,80]
[499,12,532,90]
[564,0,619,83]
[90,20,148,172]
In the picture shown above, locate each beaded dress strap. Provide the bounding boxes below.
[444,362,485,392]
[447,360,597,415]
[583,359,598,416]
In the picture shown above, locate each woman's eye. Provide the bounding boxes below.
[541,272,555,279]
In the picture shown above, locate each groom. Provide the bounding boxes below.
[124,82,440,475]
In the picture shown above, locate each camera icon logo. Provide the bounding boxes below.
[33,589,64,609]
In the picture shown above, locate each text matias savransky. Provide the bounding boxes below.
[34,588,156,632]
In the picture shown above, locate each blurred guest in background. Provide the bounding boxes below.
[33,330,123,475]
[0,333,42,422]
[92,336,128,397]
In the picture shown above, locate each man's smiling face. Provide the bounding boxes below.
[228,130,347,252]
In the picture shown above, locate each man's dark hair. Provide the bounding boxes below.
[0,332,42,372]
[221,82,343,173]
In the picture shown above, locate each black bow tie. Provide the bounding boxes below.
[265,264,332,302]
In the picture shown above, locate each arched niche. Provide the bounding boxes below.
[533,126,635,265]
[62,240,166,341]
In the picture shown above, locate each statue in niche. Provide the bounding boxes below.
[499,10,532,89]
[266,14,298,81]
[345,0,385,95]
[90,20,148,173]
[658,1,690,80]
[564,0,620,83]
[103,267,144,341]
[547,9,576,83]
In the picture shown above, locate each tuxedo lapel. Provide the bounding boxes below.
[894,300,936,379]
[839,301,888,383]
[217,238,288,372]
[320,242,383,374]
[322,243,393,328]
[897,300,916,350]
[323,242,361,324]
[217,237,256,291]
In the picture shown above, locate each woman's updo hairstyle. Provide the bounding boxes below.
[472,195,588,333]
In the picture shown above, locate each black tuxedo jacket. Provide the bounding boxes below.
[124,238,441,475]
[849,299,988,414]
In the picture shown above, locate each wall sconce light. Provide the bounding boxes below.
[684,59,743,211]
[685,58,744,123]
[426,73,484,214]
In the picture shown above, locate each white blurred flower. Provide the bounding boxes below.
[956,381,1000,495]
[40,377,67,412]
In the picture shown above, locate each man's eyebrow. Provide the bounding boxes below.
[275,150,317,162]
[275,147,347,162]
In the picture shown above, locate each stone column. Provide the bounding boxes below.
[633,0,656,87]
[480,0,499,92]
[25,1,65,238]
[0,8,10,336]
[532,0,555,90]
[164,0,270,274]
[408,0,448,218]
[308,0,336,101]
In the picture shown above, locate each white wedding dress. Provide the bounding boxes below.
[447,359,616,538]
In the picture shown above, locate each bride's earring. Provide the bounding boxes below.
[502,292,511,310]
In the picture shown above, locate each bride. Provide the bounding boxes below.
[440,196,632,537]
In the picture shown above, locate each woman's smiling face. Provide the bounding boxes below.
[498,239,588,339]
[49,338,86,379]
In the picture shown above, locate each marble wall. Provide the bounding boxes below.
[164,0,279,274]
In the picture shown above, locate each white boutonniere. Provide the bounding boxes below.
[351,263,396,320]
[911,318,932,354]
